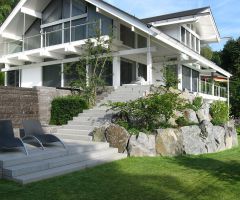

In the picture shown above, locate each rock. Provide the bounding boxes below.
[225,124,238,148]
[168,117,177,126]
[213,126,226,151]
[196,103,211,122]
[92,126,107,142]
[105,124,130,153]
[199,120,217,153]
[155,128,183,156]
[179,89,195,103]
[180,125,207,155]
[128,133,156,157]
[183,109,199,124]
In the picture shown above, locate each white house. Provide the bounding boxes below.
[0,0,231,102]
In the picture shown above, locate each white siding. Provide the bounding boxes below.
[21,67,42,88]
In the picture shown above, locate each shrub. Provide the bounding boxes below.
[176,117,190,127]
[108,92,186,132]
[210,101,229,125]
[50,95,88,125]
[0,72,4,86]
[186,97,203,111]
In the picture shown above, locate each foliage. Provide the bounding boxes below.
[221,37,240,117]
[236,126,240,135]
[50,95,88,125]
[210,101,229,125]
[186,97,203,112]
[175,117,190,127]
[65,22,113,107]
[201,45,213,60]
[0,72,4,86]
[0,0,19,23]
[162,66,179,89]
[109,92,186,133]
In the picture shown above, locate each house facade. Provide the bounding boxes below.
[0,0,231,102]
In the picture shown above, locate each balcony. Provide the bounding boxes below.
[198,80,227,101]
[0,21,101,57]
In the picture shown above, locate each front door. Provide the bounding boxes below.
[120,60,136,85]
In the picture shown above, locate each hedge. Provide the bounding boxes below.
[50,95,88,125]
[210,101,229,125]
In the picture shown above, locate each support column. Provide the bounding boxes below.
[113,56,121,88]
[227,77,230,109]
[147,36,153,85]
[61,63,64,87]
[4,72,7,86]
[211,72,215,96]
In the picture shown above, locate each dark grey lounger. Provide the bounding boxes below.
[22,120,66,150]
[0,120,28,155]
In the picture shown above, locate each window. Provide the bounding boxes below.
[64,63,79,87]
[72,0,87,17]
[182,66,191,91]
[196,38,200,53]
[43,0,63,24]
[42,65,61,87]
[44,24,62,46]
[181,27,186,44]
[186,31,190,47]
[192,70,199,92]
[138,63,147,81]
[137,34,147,48]
[7,70,19,87]
[120,25,135,48]
[191,35,196,51]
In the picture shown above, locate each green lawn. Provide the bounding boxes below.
[1,140,240,200]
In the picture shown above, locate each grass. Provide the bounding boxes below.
[1,139,240,200]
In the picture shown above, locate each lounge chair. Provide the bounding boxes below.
[0,120,28,155]
[22,120,66,149]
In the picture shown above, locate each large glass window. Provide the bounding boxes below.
[43,0,63,24]
[181,27,186,44]
[137,34,147,48]
[72,0,87,17]
[138,63,147,81]
[44,24,62,46]
[71,19,87,41]
[120,25,135,48]
[7,70,19,87]
[182,66,191,91]
[64,63,79,87]
[192,70,199,92]
[186,31,190,47]
[42,65,61,87]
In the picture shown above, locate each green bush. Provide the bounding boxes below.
[186,97,203,111]
[210,101,229,125]
[109,92,186,133]
[176,117,190,127]
[0,72,4,86]
[50,95,88,125]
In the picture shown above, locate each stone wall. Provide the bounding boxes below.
[36,87,71,125]
[0,86,71,128]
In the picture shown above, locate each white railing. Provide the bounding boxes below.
[0,21,100,56]
[199,80,227,98]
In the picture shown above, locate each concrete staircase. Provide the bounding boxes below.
[55,85,151,141]
[0,85,150,184]
[0,141,126,184]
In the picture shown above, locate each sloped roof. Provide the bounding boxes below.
[142,7,210,23]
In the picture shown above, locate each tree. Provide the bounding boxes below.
[0,0,19,24]
[201,45,213,60]
[220,37,240,117]
[65,24,113,107]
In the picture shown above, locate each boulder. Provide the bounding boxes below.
[179,89,195,103]
[105,124,130,153]
[213,126,226,151]
[92,126,107,142]
[180,125,207,155]
[199,120,217,153]
[196,103,211,122]
[155,128,183,156]
[128,133,156,157]
[183,109,199,124]
[225,124,238,148]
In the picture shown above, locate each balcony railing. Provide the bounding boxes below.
[0,21,101,56]
[199,80,227,98]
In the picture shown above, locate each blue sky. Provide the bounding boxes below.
[105,0,240,51]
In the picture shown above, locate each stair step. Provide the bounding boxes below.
[68,121,101,126]
[4,148,118,177]
[62,125,93,130]
[57,129,90,135]
[54,133,92,141]
[1,142,110,167]
[14,153,127,184]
